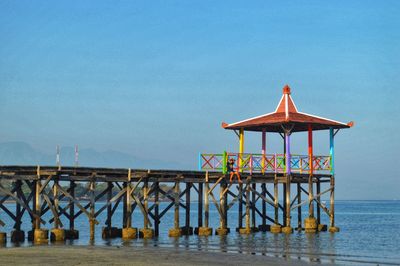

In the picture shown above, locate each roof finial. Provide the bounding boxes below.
[283,84,291,95]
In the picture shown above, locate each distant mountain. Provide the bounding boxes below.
[0,141,189,170]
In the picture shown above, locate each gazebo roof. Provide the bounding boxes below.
[222,85,353,133]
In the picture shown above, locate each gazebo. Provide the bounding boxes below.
[199,85,353,234]
[221,84,353,175]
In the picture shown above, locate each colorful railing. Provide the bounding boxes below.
[198,152,331,174]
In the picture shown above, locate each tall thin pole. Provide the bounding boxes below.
[74,145,79,167]
[56,145,60,169]
[308,125,314,218]
[329,128,336,229]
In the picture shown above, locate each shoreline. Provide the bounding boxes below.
[0,245,312,266]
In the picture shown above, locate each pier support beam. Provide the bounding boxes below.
[296,183,302,231]
[66,180,79,240]
[89,180,96,242]
[11,180,25,242]
[50,179,65,242]
[34,168,48,244]
[237,183,243,231]
[154,182,160,237]
[169,180,181,237]
[239,180,252,235]
[216,180,229,236]
[139,178,154,239]
[258,183,269,232]
[305,124,317,233]
[271,174,281,233]
[282,175,293,234]
[181,183,193,235]
[198,172,212,236]
[194,183,203,235]
[123,170,138,240]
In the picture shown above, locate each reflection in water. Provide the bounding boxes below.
[1,201,400,265]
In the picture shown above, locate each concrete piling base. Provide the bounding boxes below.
[304,217,317,233]
[197,227,212,236]
[0,232,6,244]
[50,228,65,242]
[168,228,182,237]
[102,227,122,239]
[11,230,25,242]
[258,224,270,232]
[139,228,154,239]
[122,227,137,239]
[65,229,79,239]
[215,228,229,236]
[328,226,340,233]
[318,224,327,232]
[282,226,293,234]
[270,224,282,233]
[180,226,193,235]
[34,229,48,244]
[238,227,252,235]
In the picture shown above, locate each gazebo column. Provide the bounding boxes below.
[305,125,317,233]
[239,128,244,172]
[261,129,266,173]
[282,131,293,234]
[329,128,339,233]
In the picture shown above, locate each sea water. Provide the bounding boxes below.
[1,200,399,265]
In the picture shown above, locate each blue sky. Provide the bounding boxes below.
[0,1,399,199]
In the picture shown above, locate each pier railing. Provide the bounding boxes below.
[199,152,331,174]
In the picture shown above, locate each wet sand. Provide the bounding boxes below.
[0,245,313,265]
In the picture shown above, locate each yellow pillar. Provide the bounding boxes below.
[239,128,244,172]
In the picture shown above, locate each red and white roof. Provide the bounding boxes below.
[222,85,353,132]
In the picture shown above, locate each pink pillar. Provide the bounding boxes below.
[262,129,266,172]
[262,129,266,155]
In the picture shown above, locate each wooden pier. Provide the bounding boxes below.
[0,165,335,243]
[0,85,352,243]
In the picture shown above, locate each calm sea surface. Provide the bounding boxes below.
[1,200,399,265]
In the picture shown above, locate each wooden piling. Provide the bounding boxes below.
[328,175,339,232]
[143,179,150,229]
[169,180,181,237]
[297,183,302,230]
[204,173,209,228]
[238,183,243,229]
[282,174,293,234]
[106,182,113,230]
[154,182,160,237]
[197,183,203,228]
[251,183,256,230]
[53,179,60,229]
[317,178,321,225]
[70,181,75,230]
[183,182,191,235]
[89,180,95,241]
[261,183,267,229]
[14,180,22,231]
[245,182,250,230]
[282,182,287,227]
[274,174,279,225]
